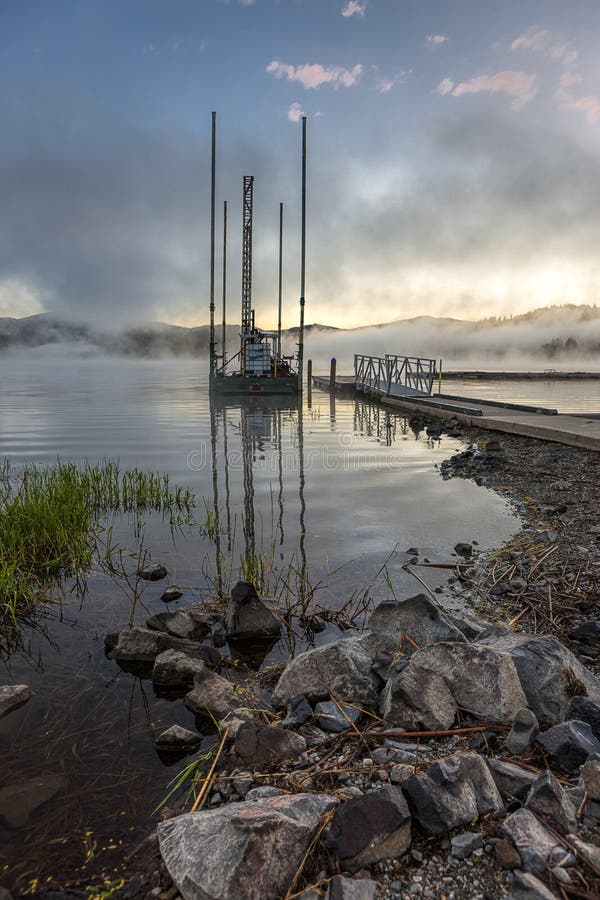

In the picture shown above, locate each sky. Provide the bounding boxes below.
[2,0,600,329]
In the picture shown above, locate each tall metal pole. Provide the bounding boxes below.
[209,111,216,379]
[277,202,283,359]
[298,116,306,392]
[221,199,228,369]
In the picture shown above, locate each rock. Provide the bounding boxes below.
[537,720,600,773]
[281,694,313,728]
[368,593,467,651]
[454,542,473,557]
[184,668,240,720]
[379,664,457,731]
[407,642,527,722]
[525,771,577,835]
[0,776,65,828]
[226,721,306,770]
[581,754,600,800]
[506,708,539,756]
[330,673,379,710]
[324,785,411,872]
[569,620,600,644]
[315,700,361,733]
[510,871,559,900]
[155,725,202,748]
[568,696,600,741]
[502,808,571,875]
[0,684,31,719]
[245,785,283,801]
[138,562,168,581]
[478,632,600,726]
[494,839,521,869]
[390,765,413,785]
[487,758,538,799]
[273,634,382,707]
[566,834,600,870]
[325,875,379,900]
[445,611,489,641]
[403,752,502,834]
[226,581,281,642]
[153,650,206,687]
[158,792,337,900]
[110,627,221,668]
[161,585,184,602]
[450,831,483,859]
[147,609,213,642]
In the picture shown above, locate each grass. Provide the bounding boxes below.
[0,458,195,632]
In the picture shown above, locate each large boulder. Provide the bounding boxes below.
[184,668,241,720]
[324,785,411,872]
[110,627,221,668]
[273,634,382,707]
[367,593,466,651]
[478,632,600,726]
[402,752,502,834]
[226,581,281,642]
[379,664,457,730]
[158,792,337,900]
[407,642,527,722]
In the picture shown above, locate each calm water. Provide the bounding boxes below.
[0,357,520,893]
[443,376,600,414]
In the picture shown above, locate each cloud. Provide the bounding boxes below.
[376,79,395,94]
[561,95,600,124]
[287,101,304,122]
[550,43,578,68]
[435,77,454,96]
[511,26,550,51]
[341,1,366,17]
[446,71,537,110]
[266,59,363,89]
[425,34,447,47]
[558,71,582,90]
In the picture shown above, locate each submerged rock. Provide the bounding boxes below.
[367,593,466,651]
[226,581,281,642]
[0,776,65,828]
[407,642,527,722]
[155,725,202,748]
[137,562,168,581]
[161,585,184,602]
[324,785,411,872]
[158,792,337,900]
[0,684,31,720]
[479,632,600,726]
[403,752,502,834]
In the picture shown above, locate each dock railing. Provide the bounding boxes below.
[354,353,437,397]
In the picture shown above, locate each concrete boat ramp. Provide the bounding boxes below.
[312,373,600,451]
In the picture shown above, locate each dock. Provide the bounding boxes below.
[311,359,600,451]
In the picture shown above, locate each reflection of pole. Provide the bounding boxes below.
[277,408,284,546]
[222,200,228,369]
[297,398,307,597]
[209,402,222,593]
[277,202,283,361]
[223,410,232,552]
[209,112,216,379]
[298,117,306,392]
[307,359,312,408]
[241,408,255,563]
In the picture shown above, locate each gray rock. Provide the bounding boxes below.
[478,632,600,726]
[569,620,600,644]
[153,650,206,687]
[390,765,413,785]
[506,708,539,756]
[568,696,600,741]
[0,776,65,828]
[445,611,490,641]
[147,608,213,642]
[138,562,168,581]
[325,875,379,900]
[566,834,600,870]
[155,725,202,748]
[537,720,600,773]
[403,752,502,834]
[226,721,306,770]
[487,758,538,799]
[0,684,31,719]
[315,700,361,733]
[273,634,382,707]
[245,786,284,801]
[161,585,184,602]
[581,753,600,800]
[510,871,560,900]
[368,593,466,651]
[525,771,577,835]
[281,694,313,728]
[502,808,571,875]
[158,792,337,900]
[184,668,240,720]
[454,542,473,557]
[226,581,281,641]
[325,785,411,872]
[450,831,483,859]
[407,642,527,722]
[330,672,379,710]
[379,663,457,731]
[110,627,221,667]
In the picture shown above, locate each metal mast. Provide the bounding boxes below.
[209,112,217,378]
[241,176,254,336]
[221,199,228,367]
[298,116,306,391]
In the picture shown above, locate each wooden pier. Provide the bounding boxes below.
[311,370,600,451]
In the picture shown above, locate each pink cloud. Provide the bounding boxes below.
[287,102,304,123]
[511,26,549,51]
[376,79,395,94]
[425,34,448,47]
[560,94,600,124]
[435,77,454,96]
[341,1,366,17]
[266,59,363,89]
[558,71,582,90]
[451,71,537,109]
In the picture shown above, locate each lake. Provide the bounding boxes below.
[0,357,523,893]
